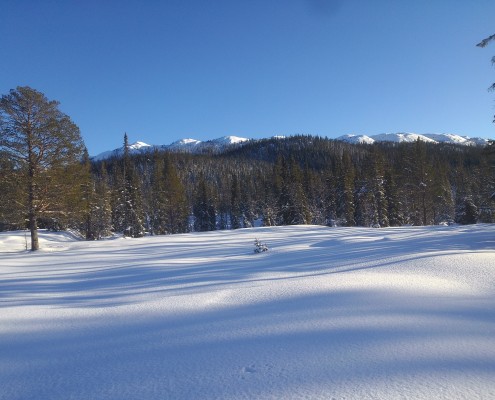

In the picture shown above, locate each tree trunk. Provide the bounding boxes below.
[29,210,39,251]
[28,173,39,251]
[27,132,39,251]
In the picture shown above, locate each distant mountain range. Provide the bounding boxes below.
[336,132,489,146]
[92,136,249,161]
[92,133,491,160]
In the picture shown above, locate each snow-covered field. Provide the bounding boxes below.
[1,225,494,400]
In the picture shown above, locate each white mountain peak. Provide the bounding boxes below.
[92,132,490,161]
[128,141,151,150]
[337,132,489,146]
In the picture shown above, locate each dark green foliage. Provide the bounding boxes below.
[457,196,479,225]
[337,151,356,227]
[275,156,311,225]
[193,174,216,232]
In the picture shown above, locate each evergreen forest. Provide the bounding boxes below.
[2,132,494,239]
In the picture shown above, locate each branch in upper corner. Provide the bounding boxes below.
[476,34,495,48]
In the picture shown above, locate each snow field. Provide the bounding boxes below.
[0,225,494,399]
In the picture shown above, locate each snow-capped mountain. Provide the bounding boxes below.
[92,135,249,161]
[336,134,375,145]
[92,132,491,160]
[336,132,490,146]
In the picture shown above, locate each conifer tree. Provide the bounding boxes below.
[0,86,86,250]
[457,196,479,224]
[89,162,113,239]
[275,156,310,225]
[230,174,242,229]
[337,151,356,226]
[193,174,216,231]
[114,133,144,237]
[324,166,338,226]
[162,153,189,233]
[149,150,168,235]
[384,169,403,226]
[402,140,434,225]
[0,151,24,230]
[431,161,454,224]
[77,148,95,239]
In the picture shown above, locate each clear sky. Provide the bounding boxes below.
[1,0,494,156]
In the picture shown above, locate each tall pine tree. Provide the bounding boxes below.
[0,86,86,250]
[113,133,144,237]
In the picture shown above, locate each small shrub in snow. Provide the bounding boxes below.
[254,238,268,253]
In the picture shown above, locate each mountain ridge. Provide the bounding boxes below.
[92,132,491,160]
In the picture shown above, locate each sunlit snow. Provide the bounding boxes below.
[1,225,494,399]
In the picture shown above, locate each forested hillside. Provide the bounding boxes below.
[3,134,492,238]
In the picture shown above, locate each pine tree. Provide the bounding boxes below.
[77,148,95,239]
[431,161,454,224]
[0,151,24,230]
[230,174,242,229]
[193,174,216,231]
[337,151,356,226]
[162,153,189,233]
[114,133,144,237]
[402,140,435,225]
[384,169,404,226]
[276,156,310,225]
[457,196,479,224]
[323,169,336,226]
[0,86,86,250]
[149,150,168,235]
[90,162,113,239]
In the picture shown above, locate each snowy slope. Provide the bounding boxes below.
[336,134,375,144]
[372,132,437,143]
[91,140,154,161]
[1,225,494,400]
[166,138,202,151]
[422,133,472,145]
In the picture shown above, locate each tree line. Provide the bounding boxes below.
[1,87,494,250]
[96,134,493,238]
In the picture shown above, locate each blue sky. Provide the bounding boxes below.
[1,0,494,155]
